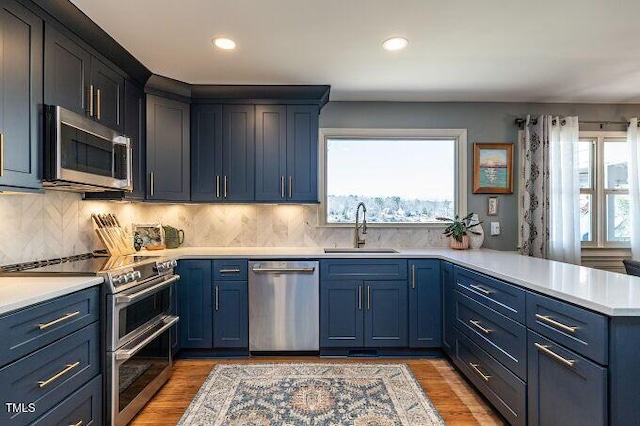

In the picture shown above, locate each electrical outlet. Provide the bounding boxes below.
[490,222,500,236]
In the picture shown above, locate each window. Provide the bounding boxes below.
[579,131,629,247]
[319,128,467,225]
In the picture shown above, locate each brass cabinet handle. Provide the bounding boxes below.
[280,176,285,198]
[38,311,80,330]
[535,314,578,334]
[96,88,101,120]
[0,132,4,177]
[150,172,155,196]
[216,175,220,198]
[224,176,228,198]
[469,319,492,335]
[215,286,219,311]
[288,176,293,199]
[469,362,492,382]
[534,342,576,368]
[358,285,362,310]
[411,265,416,289]
[367,285,371,310]
[87,85,94,116]
[38,361,80,388]
[469,284,492,296]
[70,421,83,426]
[219,268,240,274]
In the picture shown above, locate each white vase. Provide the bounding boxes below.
[468,213,485,249]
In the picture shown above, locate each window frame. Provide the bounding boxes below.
[579,131,629,248]
[317,128,468,227]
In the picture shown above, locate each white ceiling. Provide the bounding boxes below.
[70,0,640,103]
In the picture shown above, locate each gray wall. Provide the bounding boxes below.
[319,101,640,250]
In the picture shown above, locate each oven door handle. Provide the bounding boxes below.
[115,275,180,305]
[115,316,179,361]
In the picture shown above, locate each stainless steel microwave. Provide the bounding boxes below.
[44,105,132,192]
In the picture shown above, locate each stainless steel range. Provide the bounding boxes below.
[1,252,180,426]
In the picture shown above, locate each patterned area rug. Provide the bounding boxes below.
[178,363,444,425]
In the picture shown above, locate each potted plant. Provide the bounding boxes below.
[436,213,483,250]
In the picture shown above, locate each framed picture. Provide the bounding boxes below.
[133,223,165,247]
[473,143,514,194]
[487,196,499,216]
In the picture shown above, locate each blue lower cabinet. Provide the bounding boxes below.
[408,260,441,348]
[177,260,213,348]
[320,280,364,347]
[31,374,102,426]
[365,281,408,347]
[528,330,607,426]
[213,281,249,348]
[441,261,455,356]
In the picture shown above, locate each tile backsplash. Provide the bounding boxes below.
[0,192,448,264]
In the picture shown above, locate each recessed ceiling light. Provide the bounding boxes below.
[213,37,236,50]
[382,37,408,51]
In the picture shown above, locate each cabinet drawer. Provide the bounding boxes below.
[0,287,99,367]
[527,292,608,365]
[321,259,407,280]
[0,322,100,425]
[454,266,525,323]
[213,259,248,281]
[455,291,527,380]
[454,329,526,426]
[32,374,102,426]
[528,330,607,426]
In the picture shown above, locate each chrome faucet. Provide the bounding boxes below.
[354,202,367,248]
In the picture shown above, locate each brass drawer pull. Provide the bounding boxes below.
[150,172,155,196]
[535,342,576,368]
[216,175,220,198]
[367,285,371,310]
[469,319,492,335]
[280,176,285,198]
[535,314,578,333]
[38,311,80,330]
[288,176,292,199]
[70,421,83,426]
[469,284,492,296]
[358,285,362,310]
[469,362,491,382]
[96,89,101,120]
[224,176,228,198]
[215,286,219,311]
[219,268,240,274]
[38,361,80,388]
[87,85,94,116]
[411,265,416,289]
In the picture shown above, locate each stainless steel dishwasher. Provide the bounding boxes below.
[249,260,319,351]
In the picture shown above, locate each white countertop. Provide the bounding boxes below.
[141,246,640,316]
[3,247,640,317]
[0,276,103,315]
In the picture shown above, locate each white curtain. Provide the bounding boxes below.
[628,118,640,260]
[548,116,581,265]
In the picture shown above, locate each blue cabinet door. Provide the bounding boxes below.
[222,105,254,201]
[364,281,408,347]
[0,0,42,191]
[286,105,319,202]
[255,105,287,201]
[213,281,248,348]
[442,261,455,356]
[408,260,442,348]
[191,104,223,201]
[177,260,212,348]
[528,330,607,426]
[320,280,364,347]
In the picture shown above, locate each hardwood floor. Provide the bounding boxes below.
[131,357,505,425]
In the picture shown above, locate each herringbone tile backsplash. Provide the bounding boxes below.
[0,192,449,265]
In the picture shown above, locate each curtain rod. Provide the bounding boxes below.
[514,117,638,128]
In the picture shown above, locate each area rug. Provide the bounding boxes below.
[178,363,445,425]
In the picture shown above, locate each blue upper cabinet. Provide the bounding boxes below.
[146,94,190,201]
[191,104,223,201]
[408,260,442,348]
[177,260,212,348]
[255,105,319,202]
[223,105,255,201]
[90,57,124,132]
[0,0,42,191]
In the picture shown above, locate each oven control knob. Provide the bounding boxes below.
[125,272,136,282]
[170,260,177,268]
[133,271,142,280]
[112,274,126,285]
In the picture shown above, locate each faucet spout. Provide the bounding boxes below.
[354,202,367,248]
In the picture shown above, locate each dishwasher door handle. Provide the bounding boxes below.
[251,267,316,273]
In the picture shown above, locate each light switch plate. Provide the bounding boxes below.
[490,222,500,236]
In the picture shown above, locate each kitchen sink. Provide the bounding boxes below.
[324,248,399,253]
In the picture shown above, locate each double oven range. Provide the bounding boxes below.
[1,253,180,426]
